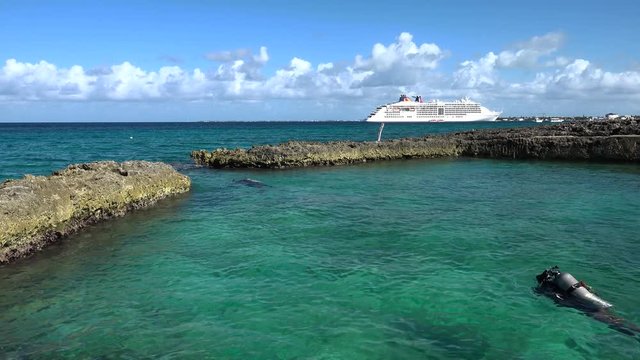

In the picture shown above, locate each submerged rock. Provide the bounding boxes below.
[191,120,640,169]
[233,178,268,188]
[0,161,191,264]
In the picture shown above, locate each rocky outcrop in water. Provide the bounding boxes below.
[191,120,640,169]
[0,161,191,264]
[191,137,461,168]
[456,119,640,161]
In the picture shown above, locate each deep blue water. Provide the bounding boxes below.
[0,121,539,181]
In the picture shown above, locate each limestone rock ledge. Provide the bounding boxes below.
[456,119,640,161]
[0,161,191,264]
[191,119,640,168]
[191,137,462,168]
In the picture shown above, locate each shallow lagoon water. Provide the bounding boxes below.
[1,122,639,358]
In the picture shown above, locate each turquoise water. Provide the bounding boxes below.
[1,122,639,359]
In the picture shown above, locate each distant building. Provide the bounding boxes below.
[605,113,620,120]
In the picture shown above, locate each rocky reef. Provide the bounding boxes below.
[0,161,191,264]
[192,120,640,169]
[457,119,640,161]
[191,137,461,168]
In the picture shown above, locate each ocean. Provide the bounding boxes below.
[1,122,639,359]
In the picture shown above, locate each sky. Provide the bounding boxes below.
[1,0,639,122]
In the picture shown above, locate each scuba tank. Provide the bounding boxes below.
[536,266,640,338]
[536,266,612,310]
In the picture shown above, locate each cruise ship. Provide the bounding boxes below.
[366,95,501,123]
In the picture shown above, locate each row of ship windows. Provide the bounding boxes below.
[384,114,479,117]
[385,109,481,114]
[389,105,480,108]
[387,109,480,112]
[387,112,481,115]
[389,105,481,108]
[441,111,481,114]
[387,108,480,112]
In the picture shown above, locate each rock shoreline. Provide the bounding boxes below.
[191,120,640,168]
[191,137,462,168]
[0,161,191,264]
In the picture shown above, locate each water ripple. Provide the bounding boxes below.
[1,123,639,358]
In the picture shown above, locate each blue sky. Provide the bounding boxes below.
[1,0,639,121]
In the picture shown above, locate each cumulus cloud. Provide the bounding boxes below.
[497,32,565,68]
[449,31,640,115]
[0,59,211,101]
[544,56,571,67]
[353,32,445,87]
[0,59,94,100]
[453,52,499,89]
[355,32,443,71]
[529,59,640,97]
[2,31,640,116]
[209,46,269,82]
[1,33,441,103]
[456,48,640,112]
[453,32,567,89]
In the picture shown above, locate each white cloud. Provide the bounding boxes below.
[353,32,445,87]
[530,59,640,96]
[0,59,94,100]
[210,46,269,82]
[355,32,443,71]
[0,59,213,101]
[496,32,565,68]
[2,31,640,118]
[453,32,567,90]
[91,62,212,100]
[317,62,334,73]
[545,56,571,67]
[453,52,499,88]
[449,32,640,115]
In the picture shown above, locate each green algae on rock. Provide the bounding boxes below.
[0,161,191,264]
[192,120,640,169]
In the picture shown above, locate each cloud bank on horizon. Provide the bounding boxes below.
[1,31,640,119]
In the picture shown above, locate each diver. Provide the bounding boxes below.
[535,266,640,338]
[536,266,611,310]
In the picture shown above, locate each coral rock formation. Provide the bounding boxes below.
[0,161,191,263]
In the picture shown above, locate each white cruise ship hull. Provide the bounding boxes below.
[365,99,500,123]
[366,113,499,123]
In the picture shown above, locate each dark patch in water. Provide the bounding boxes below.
[232,178,269,188]
[168,162,201,172]
[388,317,492,358]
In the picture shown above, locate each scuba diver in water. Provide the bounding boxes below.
[535,266,640,338]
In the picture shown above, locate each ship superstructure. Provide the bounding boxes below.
[366,95,500,123]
